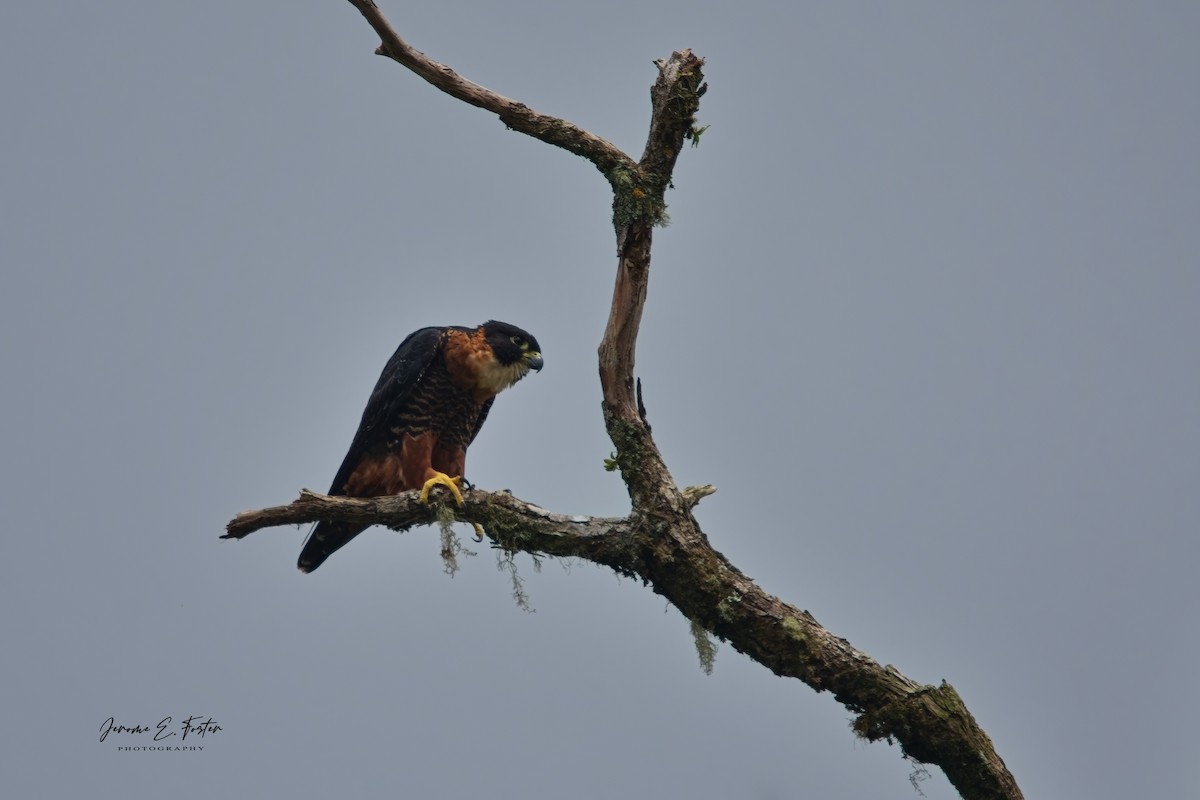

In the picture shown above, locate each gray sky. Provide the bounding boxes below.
[3,2,1198,798]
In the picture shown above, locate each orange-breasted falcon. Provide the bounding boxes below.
[298,321,543,573]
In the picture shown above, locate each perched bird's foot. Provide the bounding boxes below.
[419,472,465,507]
[471,522,485,542]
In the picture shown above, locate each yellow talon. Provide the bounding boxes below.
[419,472,465,507]
[471,522,485,542]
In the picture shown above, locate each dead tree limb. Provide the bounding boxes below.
[225,5,1024,799]
[348,0,632,180]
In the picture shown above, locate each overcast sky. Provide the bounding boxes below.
[3,2,1198,798]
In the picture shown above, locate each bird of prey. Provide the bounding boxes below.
[298,320,543,572]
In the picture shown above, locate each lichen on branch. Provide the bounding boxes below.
[223,8,1024,798]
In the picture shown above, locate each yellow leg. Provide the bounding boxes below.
[418,472,483,539]
[418,471,465,507]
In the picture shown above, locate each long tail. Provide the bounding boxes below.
[297,521,367,573]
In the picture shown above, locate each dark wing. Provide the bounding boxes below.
[468,397,496,447]
[326,326,447,496]
[299,327,447,573]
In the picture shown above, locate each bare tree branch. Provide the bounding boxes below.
[225,488,632,563]
[346,0,633,181]
[226,488,1020,800]
[225,6,1026,798]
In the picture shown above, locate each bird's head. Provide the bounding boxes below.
[477,320,544,391]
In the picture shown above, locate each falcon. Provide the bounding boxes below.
[298,320,543,572]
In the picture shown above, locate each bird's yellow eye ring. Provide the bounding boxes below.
[510,335,528,349]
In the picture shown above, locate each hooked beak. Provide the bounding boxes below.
[525,352,544,371]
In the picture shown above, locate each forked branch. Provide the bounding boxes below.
[224,5,1024,798]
